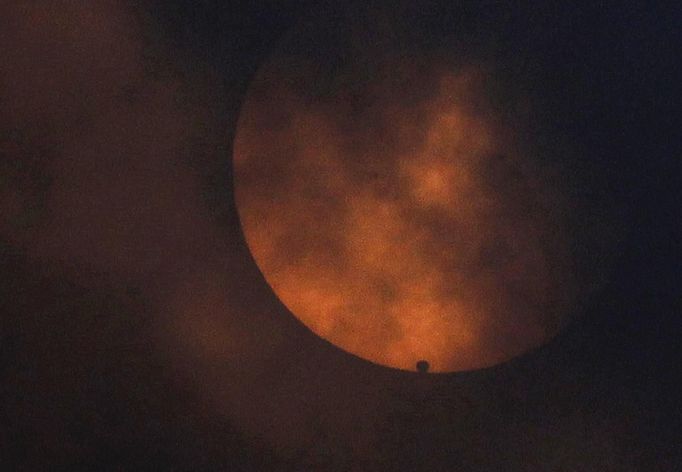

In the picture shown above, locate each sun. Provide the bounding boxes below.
[231,7,612,373]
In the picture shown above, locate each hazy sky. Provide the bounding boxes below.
[0,1,679,470]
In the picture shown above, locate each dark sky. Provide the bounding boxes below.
[1,1,680,470]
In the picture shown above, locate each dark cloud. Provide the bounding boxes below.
[0,1,679,470]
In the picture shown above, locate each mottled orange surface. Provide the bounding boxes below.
[234,56,579,372]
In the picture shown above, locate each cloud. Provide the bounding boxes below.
[0,1,623,466]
